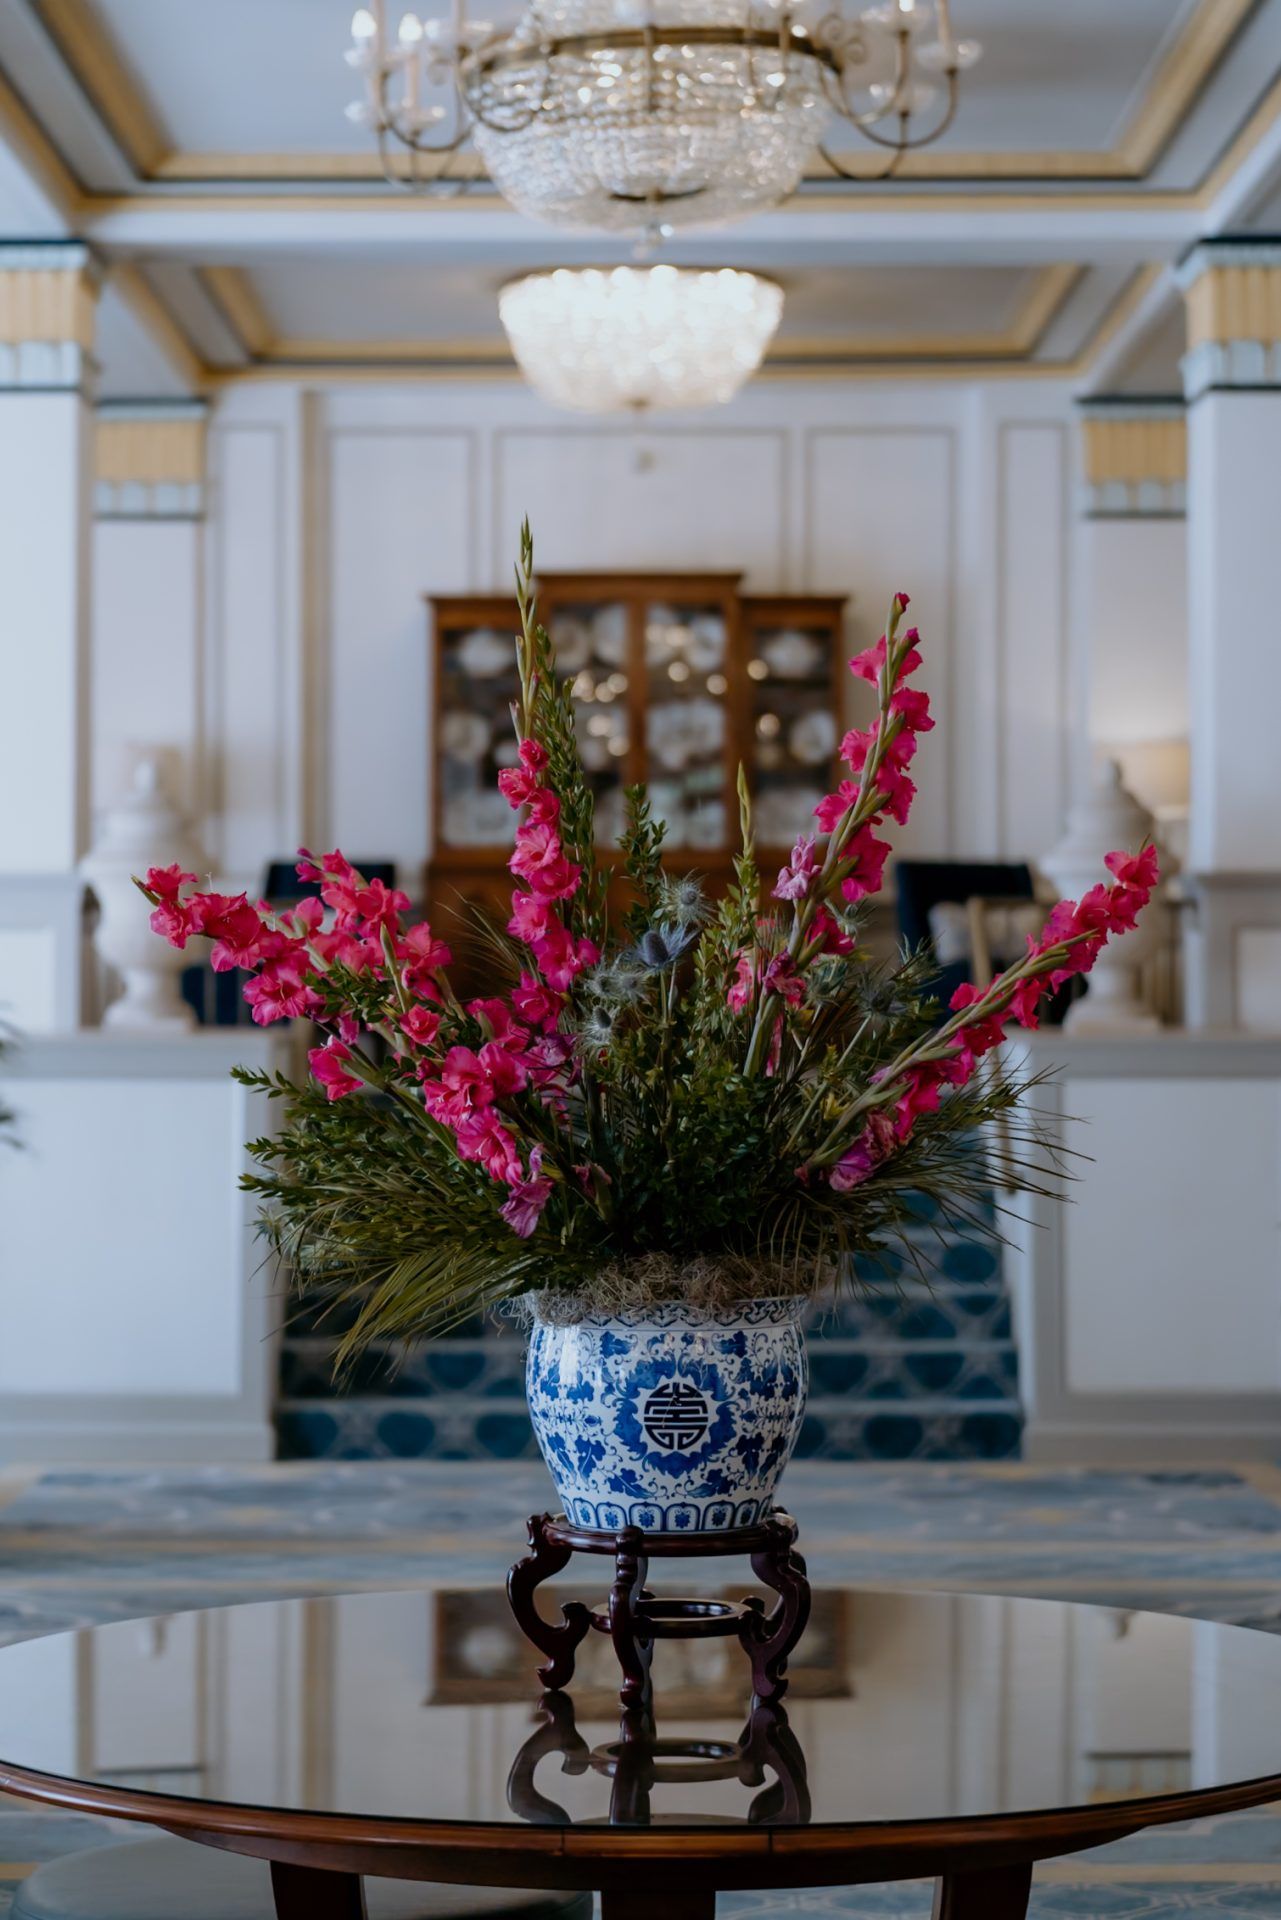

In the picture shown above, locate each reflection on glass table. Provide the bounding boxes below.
[1,1586,1279,1829]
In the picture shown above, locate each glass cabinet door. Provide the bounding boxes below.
[437,613,521,849]
[742,604,844,855]
[641,598,731,852]
[548,600,631,850]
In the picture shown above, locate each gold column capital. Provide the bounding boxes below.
[0,242,100,392]
[1078,400,1186,518]
[1177,240,1281,398]
[94,400,208,520]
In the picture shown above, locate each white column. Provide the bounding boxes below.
[1178,239,1281,1030]
[1074,401,1189,846]
[0,242,99,1031]
[91,401,208,818]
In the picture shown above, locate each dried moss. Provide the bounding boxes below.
[515,1251,837,1326]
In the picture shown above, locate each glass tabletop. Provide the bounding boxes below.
[1,1585,1279,1831]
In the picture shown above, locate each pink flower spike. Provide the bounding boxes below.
[400,1005,441,1051]
[518,738,549,772]
[773,833,819,903]
[308,1040,362,1102]
[144,863,196,901]
[500,1146,554,1237]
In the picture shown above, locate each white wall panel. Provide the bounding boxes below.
[92,519,202,817]
[494,429,787,585]
[996,422,1070,861]
[326,427,474,878]
[803,427,956,857]
[1062,1074,1281,1394]
[207,421,294,881]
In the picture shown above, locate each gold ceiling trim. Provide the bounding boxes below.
[1184,260,1281,348]
[20,0,1264,191]
[188,261,1083,372]
[0,255,96,346]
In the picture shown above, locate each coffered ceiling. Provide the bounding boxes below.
[3,0,1281,394]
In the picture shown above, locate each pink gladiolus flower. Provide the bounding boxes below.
[890,686,934,733]
[352,878,410,935]
[839,828,890,905]
[773,834,819,903]
[500,1146,554,1236]
[478,1038,529,1096]
[402,922,453,969]
[295,846,354,887]
[1105,845,1160,894]
[144,863,196,900]
[512,973,563,1030]
[810,906,857,957]
[243,954,323,1026]
[148,897,201,948]
[531,925,598,991]
[400,1005,441,1050]
[497,764,540,808]
[421,1046,493,1124]
[525,788,561,826]
[510,821,581,901]
[289,896,324,935]
[310,929,371,972]
[848,627,922,687]
[454,1111,522,1182]
[830,1113,895,1191]
[518,739,549,772]
[815,781,860,834]
[763,952,805,1006]
[337,1013,361,1045]
[727,949,758,1012]
[308,1040,362,1102]
[468,998,530,1051]
[508,891,556,945]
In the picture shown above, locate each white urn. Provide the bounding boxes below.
[81,757,206,1032]
[1041,758,1170,1035]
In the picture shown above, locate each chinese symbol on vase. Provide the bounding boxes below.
[642,1381,711,1452]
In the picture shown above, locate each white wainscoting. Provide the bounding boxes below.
[0,1030,287,1462]
[1007,1032,1281,1460]
[90,377,1082,893]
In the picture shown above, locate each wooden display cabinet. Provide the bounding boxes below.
[426,575,847,977]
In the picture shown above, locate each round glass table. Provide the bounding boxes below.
[1,1583,1280,1920]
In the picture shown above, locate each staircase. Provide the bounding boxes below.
[277,1195,1022,1464]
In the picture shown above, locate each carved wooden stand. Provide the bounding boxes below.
[507,1509,811,1710]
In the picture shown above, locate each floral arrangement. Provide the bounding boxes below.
[138,526,1157,1358]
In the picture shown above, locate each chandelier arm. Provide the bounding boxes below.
[818,21,909,131]
[840,65,959,152]
[816,138,903,184]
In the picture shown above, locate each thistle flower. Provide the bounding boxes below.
[585,957,645,1004]
[579,1006,616,1051]
[656,874,711,928]
[632,922,699,972]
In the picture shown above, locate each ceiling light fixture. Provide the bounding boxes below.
[345,0,979,237]
[498,264,783,411]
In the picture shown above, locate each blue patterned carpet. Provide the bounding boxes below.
[2,1459,1281,1918]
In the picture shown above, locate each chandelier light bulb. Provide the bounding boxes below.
[351,8,378,41]
[499,264,783,414]
[399,12,425,42]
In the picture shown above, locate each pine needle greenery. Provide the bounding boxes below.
[139,525,1159,1367]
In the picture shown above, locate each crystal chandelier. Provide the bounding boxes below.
[498,264,783,410]
[345,0,980,235]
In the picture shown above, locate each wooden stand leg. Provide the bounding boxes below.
[608,1529,654,1710]
[507,1512,593,1690]
[603,1887,715,1920]
[271,1861,367,1919]
[743,1519,812,1704]
[932,1861,1033,1920]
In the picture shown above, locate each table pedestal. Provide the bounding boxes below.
[507,1510,811,1709]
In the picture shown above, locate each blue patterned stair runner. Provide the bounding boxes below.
[276,1198,1023,1464]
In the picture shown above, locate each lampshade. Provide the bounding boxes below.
[498,264,783,413]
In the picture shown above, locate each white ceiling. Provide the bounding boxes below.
[2,0,1279,392]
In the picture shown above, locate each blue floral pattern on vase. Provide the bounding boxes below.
[526,1297,809,1533]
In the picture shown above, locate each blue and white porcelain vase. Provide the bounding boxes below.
[525,1297,808,1535]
